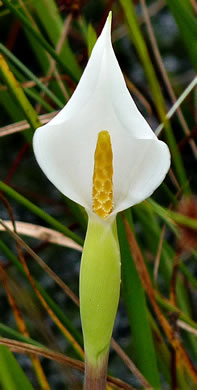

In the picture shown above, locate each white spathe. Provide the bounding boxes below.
[33,13,170,217]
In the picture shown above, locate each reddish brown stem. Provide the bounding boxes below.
[84,353,109,390]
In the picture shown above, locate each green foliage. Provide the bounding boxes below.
[0,346,34,390]
[0,1,197,389]
[87,23,97,57]
[117,212,161,389]
[165,0,197,72]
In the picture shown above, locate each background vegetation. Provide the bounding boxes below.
[0,0,197,389]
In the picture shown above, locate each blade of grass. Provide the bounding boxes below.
[155,292,197,333]
[15,0,70,103]
[134,203,197,359]
[0,55,40,140]
[134,201,195,315]
[0,323,44,348]
[139,0,197,158]
[0,43,64,108]
[0,264,51,390]
[123,216,197,385]
[6,61,55,114]
[117,211,161,390]
[0,181,83,246]
[0,238,156,390]
[0,239,82,339]
[64,196,88,232]
[179,263,197,291]
[0,111,57,138]
[0,345,34,390]
[0,220,82,251]
[32,13,72,111]
[165,0,197,72]
[148,314,171,384]
[16,1,52,74]
[134,204,190,310]
[119,208,192,387]
[17,241,84,359]
[156,76,197,136]
[2,0,79,82]
[119,0,189,191]
[0,88,25,121]
[0,339,136,390]
[23,87,54,112]
[87,23,97,57]
[7,59,55,112]
[148,199,197,231]
[32,0,81,79]
[0,218,80,305]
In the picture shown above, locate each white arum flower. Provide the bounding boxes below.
[33,12,170,389]
[33,15,170,219]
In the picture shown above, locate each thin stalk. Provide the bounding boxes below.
[0,265,50,390]
[117,212,161,389]
[0,346,34,390]
[0,181,83,245]
[84,353,109,390]
[2,0,79,81]
[0,54,40,139]
[34,14,71,112]
[140,0,197,158]
[119,0,189,191]
[0,239,83,349]
[156,76,197,136]
[0,112,56,137]
[17,0,70,101]
[123,217,197,385]
[0,43,64,108]
[149,198,197,231]
[32,0,81,79]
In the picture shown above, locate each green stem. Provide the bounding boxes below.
[80,216,120,389]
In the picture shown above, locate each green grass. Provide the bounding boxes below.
[0,1,197,389]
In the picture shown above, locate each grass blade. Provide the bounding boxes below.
[117,212,161,389]
[0,55,41,139]
[119,0,189,190]
[2,0,79,81]
[0,181,83,245]
[0,345,34,390]
[32,0,81,79]
[0,43,64,108]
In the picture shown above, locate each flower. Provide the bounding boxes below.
[33,13,170,221]
[33,12,170,388]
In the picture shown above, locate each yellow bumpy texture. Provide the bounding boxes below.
[92,131,113,218]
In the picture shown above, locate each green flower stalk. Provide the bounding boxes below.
[80,216,120,389]
[33,12,170,389]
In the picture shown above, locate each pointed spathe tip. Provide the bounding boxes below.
[100,11,112,42]
[108,10,112,23]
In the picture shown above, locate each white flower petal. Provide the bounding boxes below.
[48,14,112,126]
[33,13,170,216]
[33,117,95,209]
[112,135,170,213]
[48,14,156,140]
